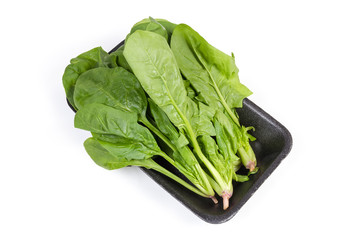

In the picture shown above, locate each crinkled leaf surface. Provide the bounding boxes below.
[128,17,176,42]
[75,103,161,160]
[62,47,112,109]
[171,24,252,111]
[84,137,158,170]
[108,45,132,72]
[73,67,147,116]
[214,111,242,171]
[124,30,214,137]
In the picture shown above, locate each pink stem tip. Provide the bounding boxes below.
[222,193,231,210]
[210,196,219,204]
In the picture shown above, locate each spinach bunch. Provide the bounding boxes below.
[63,17,257,210]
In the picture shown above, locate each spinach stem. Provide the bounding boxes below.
[141,116,215,198]
[238,145,256,172]
[157,151,212,197]
[184,115,230,194]
[151,163,210,198]
[139,116,177,152]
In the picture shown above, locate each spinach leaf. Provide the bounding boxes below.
[128,17,176,42]
[74,67,147,114]
[123,30,213,137]
[191,101,216,137]
[77,103,213,198]
[73,66,176,152]
[214,110,241,171]
[171,24,257,171]
[62,47,113,110]
[124,30,231,206]
[145,17,168,40]
[171,24,252,114]
[75,103,161,160]
[83,137,157,170]
[183,79,196,99]
[108,45,132,73]
[84,137,210,198]
[148,98,187,148]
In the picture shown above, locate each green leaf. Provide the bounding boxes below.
[214,110,242,171]
[171,24,252,119]
[73,65,176,153]
[74,103,161,160]
[73,67,147,116]
[84,137,158,170]
[171,24,258,172]
[233,174,249,183]
[108,45,132,72]
[145,17,168,40]
[84,137,210,198]
[62,47,112,110]
[148,98,186,146]
[183,79,196,99]
[190,102,216,137]
[123,30,214,137]
[124,30,188,128]
[128,17,176,42]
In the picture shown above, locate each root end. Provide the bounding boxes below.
[210,196,219,204]
[246,161,256,172]
[222,194,230,210]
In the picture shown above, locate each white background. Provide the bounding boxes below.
[1,0,359,239]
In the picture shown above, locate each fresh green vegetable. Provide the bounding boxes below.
[62,47,115,110]
[73,66,216,201]
[148,98,217,203]
[127,17,176,42]
[170,24,257,171]
[124,30,232,207]
[63,17,258,210]
[84,137,207,197]
[108,45,133,73]
[75,103,212,198]
[73,66,175,152]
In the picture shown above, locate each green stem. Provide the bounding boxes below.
[238,144,256,172]
[140,115,216,198]
[157,151,208,192]
[151,163,210,198]
[183,116,227,188]
[191,150,215,196]
[139,116,176,152]
[157,151,176,166]
[205,173,222,196]
[160,83,230,196]
[186,126,231,197]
